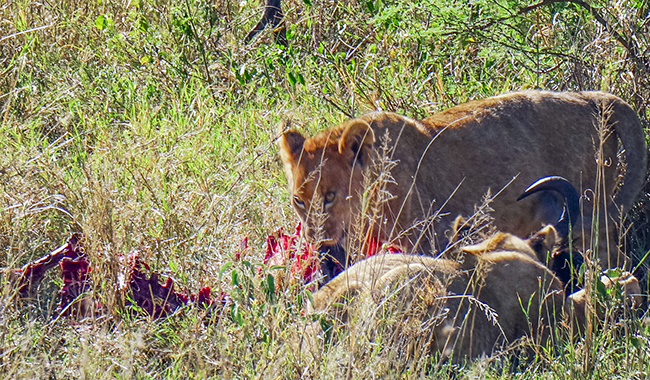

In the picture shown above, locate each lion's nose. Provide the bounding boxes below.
[302,222,337,245]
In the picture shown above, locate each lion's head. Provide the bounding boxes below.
[278,119,376,279]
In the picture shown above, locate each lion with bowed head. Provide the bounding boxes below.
[278,91,647,282]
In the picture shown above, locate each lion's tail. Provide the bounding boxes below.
[605,94,648,217]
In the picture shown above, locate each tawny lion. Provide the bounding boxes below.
[278,91,647,280]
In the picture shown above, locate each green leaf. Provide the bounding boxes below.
[263,274,276,303]
[266,57,275,71]
[219,261,233,279]
[95,14,109,30]
[596,278,607,298]
[266,274,275,293]
[305,289,315,308]
[235,66,248,85]
[232,305,244,326]
[232,270,240,287]
[366,0,375,13]
[138,17,149,32]
[287,72,297,86]
[605,268,622,278]
[577,264,586,286]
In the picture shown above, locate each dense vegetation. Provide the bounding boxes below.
[1,0,649,378]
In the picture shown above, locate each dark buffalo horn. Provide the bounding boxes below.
[517,176,580,241]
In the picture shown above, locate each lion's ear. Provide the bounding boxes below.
[447,215,470,244]
[278,130,306,165]
[527,225,557,262]
[338,120,375,166]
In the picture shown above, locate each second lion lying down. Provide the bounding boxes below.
[306,232,641,363]
[301,177,641,365]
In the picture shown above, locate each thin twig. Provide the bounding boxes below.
[321,94,354,118]
[519,0,649,72]
[0,24,54,43]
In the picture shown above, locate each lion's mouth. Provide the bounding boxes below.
[318,243,346,286]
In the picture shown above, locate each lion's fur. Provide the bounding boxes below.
[305,227,566,364]
[566,271,642,332]
[304,227,641,365]
[279,91,647,268]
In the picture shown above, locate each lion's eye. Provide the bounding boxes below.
[294,196,305,208]
[324,191,336,205]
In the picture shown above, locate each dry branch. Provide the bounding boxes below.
[244,0,287,47]
[520,0,649,73]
